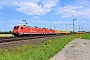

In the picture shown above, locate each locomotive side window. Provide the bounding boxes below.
[21,27,23,29]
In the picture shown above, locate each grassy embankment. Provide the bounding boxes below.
[75,33,90,40]
[0,34,90,60]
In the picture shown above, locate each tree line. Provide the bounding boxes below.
[0,31,12,34]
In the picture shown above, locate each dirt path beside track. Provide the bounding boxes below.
[0,34,12,37]
[50,38,90,60]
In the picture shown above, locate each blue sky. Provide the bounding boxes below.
[0,0,90,32]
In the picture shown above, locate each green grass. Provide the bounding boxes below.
[75,33,90,39]
[0,34,90,60]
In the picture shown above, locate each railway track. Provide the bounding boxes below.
[0,35,61,43]
[0,35,65,49]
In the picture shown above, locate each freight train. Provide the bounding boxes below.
[12,25,70,36]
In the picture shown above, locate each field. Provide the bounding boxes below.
[0,34,13,37]
[0,34,90,60]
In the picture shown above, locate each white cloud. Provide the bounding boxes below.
[0,0,58,15]
[53,21,70,24]
[77,0,89,5]
[56,5,90,18]
[65,21,70,24]
[12,0,58,15]
[8,25,14,27]
[32,16,39,19]
[53,21,63,24]
[82,20,86,23]
[81,9,90,18]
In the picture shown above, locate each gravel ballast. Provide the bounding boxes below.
[50,38,90,60]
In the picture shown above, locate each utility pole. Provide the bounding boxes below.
[54,26,55,30]
[82,28,83,32]
[66,24,67,28]
[66,24,72,31]
[73,19,77,34]
[79,25,80,32]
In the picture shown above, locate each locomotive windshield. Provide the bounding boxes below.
[13,26,19,29]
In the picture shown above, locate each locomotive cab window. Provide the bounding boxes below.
[13,26,19,29]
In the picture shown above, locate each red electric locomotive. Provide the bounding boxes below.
[12,25,55,36]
